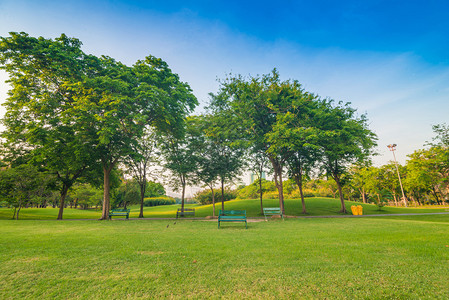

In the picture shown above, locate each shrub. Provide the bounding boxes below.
[143,196,176,207]
[237,179,277,199]
[289,188,315,199]
[262,191,279,199]
[194,188,237,205]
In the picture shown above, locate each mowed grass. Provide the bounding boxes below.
[1,215,449,299]
[1,197,448,220]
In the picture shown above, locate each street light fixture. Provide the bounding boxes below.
[387,144,407,207]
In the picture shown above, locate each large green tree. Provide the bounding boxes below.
[74,55,197,219]
[0,32,98,219]
[0,33,197,220]
[212,70,307,214]
[316,100,377,213]
[267,92,321,214]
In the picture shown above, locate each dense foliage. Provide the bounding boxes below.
[0,32,196,219]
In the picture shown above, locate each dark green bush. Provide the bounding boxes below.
[194,188,237,205]
[143,196,176,207]
[237,179,277,199]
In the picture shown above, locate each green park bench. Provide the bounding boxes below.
[108,208,130,220]
[176,208,195,219]
[218,210,247,229]
[263,207,284,221]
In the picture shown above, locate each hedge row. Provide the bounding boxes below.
[143,196,176,207]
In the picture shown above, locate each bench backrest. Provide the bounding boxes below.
[263,208,281,213]
[111,208,130,212]
[177,208,195,212]
[219,210,246,216]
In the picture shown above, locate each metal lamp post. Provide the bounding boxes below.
[387,144,407,207]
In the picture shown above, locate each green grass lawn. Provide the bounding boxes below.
[1,197,448,220]
[1,215,449,298]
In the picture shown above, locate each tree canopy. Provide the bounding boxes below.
[0,32,197,219]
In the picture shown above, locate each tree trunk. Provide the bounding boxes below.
[16,206,21,220]
[181,175,186,213]
[431,187,441,205]
[278,171,285,215]
[361,187,366,203]
[101,167,112,220]
[57,185,70,220]
[259,177,263,215]
[221,178,225,211]
[139,183,145,218]
[334,176,346,213]
[294,173,307,214]
[209,185,216,218]
[270,157,285,214]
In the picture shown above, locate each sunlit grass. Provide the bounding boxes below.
[1,215,449,298]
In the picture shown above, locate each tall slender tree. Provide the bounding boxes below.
[191,115,221,217]
[160,117,201,213]
[249,148,269,215]
[204,111,246,211]
[123,128,159,218]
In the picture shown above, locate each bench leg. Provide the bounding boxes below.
[245,221,247,229]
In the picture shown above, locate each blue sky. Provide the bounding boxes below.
[1,0,448,167]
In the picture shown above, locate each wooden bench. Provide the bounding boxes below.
[218,210,247,229]
[263,207,284,221]
[176,208,195,219]
[108,208,130,220]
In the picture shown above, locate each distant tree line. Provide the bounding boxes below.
[344,124,449,206]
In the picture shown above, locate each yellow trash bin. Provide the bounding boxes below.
[351,205,363,215]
